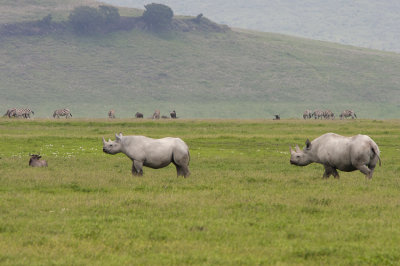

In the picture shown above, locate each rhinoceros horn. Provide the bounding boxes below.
[102,137,106,145]
[295,144,301,153]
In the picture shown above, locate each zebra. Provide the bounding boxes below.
[340,110,357,119]
[11,108,34,118]
[3,108,16,118]
[323,110,335,120]
[152,110,160,119]
[53,108,72,118]
[108,109,115,119]
[303,109,312,119]
[313,109,324,119]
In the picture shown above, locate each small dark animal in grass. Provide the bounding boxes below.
[290,133,381,179]
[161,115,169,119]
[102,133,190,177]
[170,110,177,119]
[152,110,160,119]
[135,112,143,118]
[273,114,280,120]
[29,154,48,167]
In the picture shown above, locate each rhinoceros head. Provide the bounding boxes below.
[102,133,123,155]
[289,139,313,166]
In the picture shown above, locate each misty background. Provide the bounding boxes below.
[102,0,400,53]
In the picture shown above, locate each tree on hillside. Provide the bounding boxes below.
[99,5,120,25]
[69,6,103,34]
[68,5,120,34]
[142,3,174,30]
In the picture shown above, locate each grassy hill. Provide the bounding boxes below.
[1,1,400,118]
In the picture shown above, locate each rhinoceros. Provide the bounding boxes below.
[102,133,190,177]
[289,133,381,179]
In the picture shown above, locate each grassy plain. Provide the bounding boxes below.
[0,118,399,265]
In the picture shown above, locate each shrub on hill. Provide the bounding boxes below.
[142,3,174,30]
[0,4,228,37]
[99,5,120,25]
[68,5,120,34]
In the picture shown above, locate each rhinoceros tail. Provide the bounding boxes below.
[377,153,381,167]
[371,146,381,167]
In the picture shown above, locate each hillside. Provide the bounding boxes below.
[1,1,400,118]
[103,0,400,53]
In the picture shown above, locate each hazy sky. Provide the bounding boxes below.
[101,0,400,53]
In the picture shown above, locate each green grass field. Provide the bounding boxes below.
[1,118,399,264]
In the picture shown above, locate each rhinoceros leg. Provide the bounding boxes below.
[132,161,143,176]
[323,165,340,179]
[355,164,373,179]
[174,164,182,177]
[178,165,190,178]
[172,151,190,178]
[323,165,333,178]
[182,167,190,178]
[172,162,190,178]
[332,168,339,179]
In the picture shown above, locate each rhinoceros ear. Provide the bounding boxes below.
[305,139,312,150]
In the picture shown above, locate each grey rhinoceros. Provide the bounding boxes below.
[290,133,381,179]
[102,133,190,177]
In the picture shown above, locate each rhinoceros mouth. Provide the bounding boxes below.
[103,148,119,155]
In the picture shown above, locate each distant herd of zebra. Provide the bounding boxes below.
[303,109,357,120]
[3,108,35,118]
[2,108,177,119]
[3,107,356,120]
[3,108,72,119]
